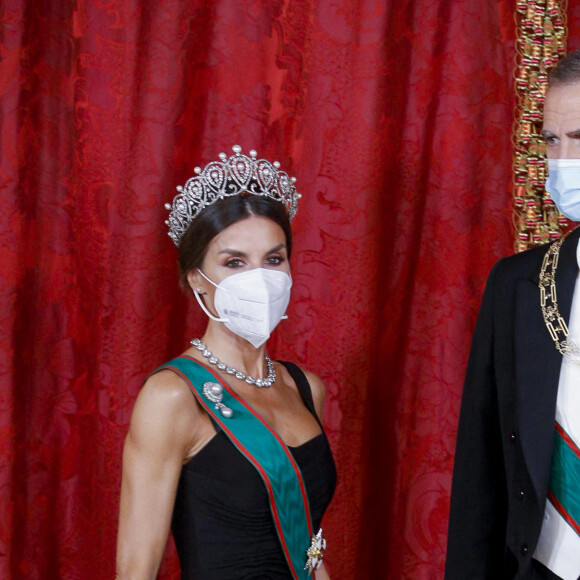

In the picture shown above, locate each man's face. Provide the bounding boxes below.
[542,82,580,159]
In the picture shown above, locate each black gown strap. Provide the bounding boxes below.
[277,360,322,428]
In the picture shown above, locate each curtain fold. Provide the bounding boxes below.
[357,2,517,576]
[0,1,558,578]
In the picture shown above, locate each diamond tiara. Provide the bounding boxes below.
[165,145,302,246]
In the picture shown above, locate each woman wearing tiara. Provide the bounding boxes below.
[116,146,336,580]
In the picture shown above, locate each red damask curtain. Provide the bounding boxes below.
[4,1,580,579]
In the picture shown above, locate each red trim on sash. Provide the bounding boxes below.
[547,490,580,537]
[555,422,580,461]
[168,360,309,580]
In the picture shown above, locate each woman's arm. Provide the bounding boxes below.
[116,370,199,580]
[316,562,331,580]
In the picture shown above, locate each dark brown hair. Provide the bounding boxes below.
[177,194,293,288]
[549,49,580,87]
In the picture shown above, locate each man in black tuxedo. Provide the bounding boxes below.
[445,51,580,580]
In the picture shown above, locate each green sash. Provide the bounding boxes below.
[547,422,580,536]
[162,355,315,579]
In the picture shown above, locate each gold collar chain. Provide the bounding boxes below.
[539,239,580,361]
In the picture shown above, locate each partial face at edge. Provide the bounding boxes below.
[543,82,580,159]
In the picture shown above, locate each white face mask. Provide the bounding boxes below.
[546,159,580,222]
[194,268,292,348]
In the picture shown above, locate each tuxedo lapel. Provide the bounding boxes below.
[515,227,579,502]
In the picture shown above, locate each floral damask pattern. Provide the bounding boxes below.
[3,1,577,579]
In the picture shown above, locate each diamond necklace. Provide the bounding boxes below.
[190,338,276,388]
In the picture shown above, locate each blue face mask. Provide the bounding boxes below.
[546,159,580,222]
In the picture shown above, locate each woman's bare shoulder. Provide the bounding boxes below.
[279,363,326,396]
[301,368,326,397]
[135,369,197,415]
[127,369,200,454]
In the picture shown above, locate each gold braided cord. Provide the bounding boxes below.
[513,0,569,252]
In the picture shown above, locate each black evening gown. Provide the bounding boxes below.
[171,361,337,580]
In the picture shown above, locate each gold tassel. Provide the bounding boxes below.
[513,0,569,252]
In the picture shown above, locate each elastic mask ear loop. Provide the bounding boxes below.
[281,272,292,320]
[194,269,229,322]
